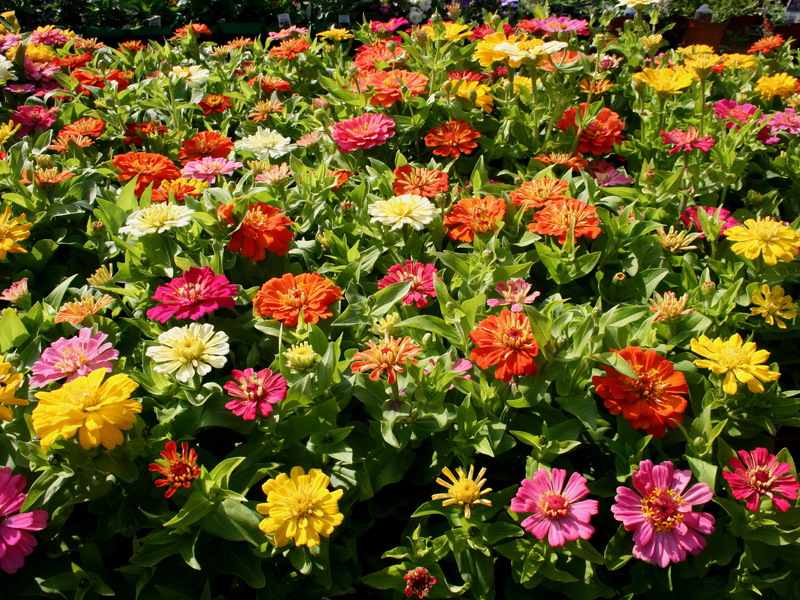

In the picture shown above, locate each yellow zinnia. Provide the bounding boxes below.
[0,206,31,260]
[32,368,140,450]
[691,334,780,395]
[751,284,797,329]
[473,32,525,67]
[632,67,694,98]
[723,218,800,265]
[720,53,757,70]
[257,466,344,548]
[755,73,799,100]
[0,357,27,421]
[431,465,492,519]
[442,79,494,113]
[423,22,471,41]
[316,28,352,41]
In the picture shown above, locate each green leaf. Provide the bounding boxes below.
[394,315,465,346]
[0,308,28,352]
[164,491,213,528]
[370,279,413,318]
[209,456,246,488]
[220,548,266,588]
[201,499,262,546]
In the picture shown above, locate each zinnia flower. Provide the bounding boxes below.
[350,335,422,384]
[511,468,598,547]
[680,206,738,238]
[198,94,232,115]
[368,195,437,230]
[527,198,602,244]
[723,448,799,512]
[404,567,436,599]
[378,261,438,308]
[32,368,140,450]
[748,35,784,54]
[146,323,229,383]
[443,196,506,243]
[750,284,797,329]
[366,69,428,107]
[611,460,715,568]
[0,206,31,259]
[112,152,181,196]
[168,65,210,87]
[509,178,570,210]
[181,157,242,183]
[556,103,624,155]
[10,105,58,136]
[0,278,28,304]
[424,120,481,158]
[223,367,287,420]
[691,333,780,394]
[755,73,799,100]
[123,121,168,146]
[268,38,310,60]
[119,204,196,237]
[392,165,449,198]
[149,441,201,498]
[0,356,27,421]
[592,347,688,437]
[257,467,344,548]
[0,468,49,574]
[712,99,757,130]
[723,218,800,265]
[660,127,716,153]
[54,294,114,325]
[226,202,294,261]
[469,310,539,381]
[178,131,235,165]
[431,465,492,519]
[487,279,540,312]
[632,67,694,98]
[253,272,342,328]
[147,266,237,322]
[331,113,396,153]
[30,328,119,387]
[234,128,295,160]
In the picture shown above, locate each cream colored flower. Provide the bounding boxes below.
[368,194,437,230]
[119,204,196,237]
[146,323,229,383]
[169,64,210,87]
[235,128,296,160]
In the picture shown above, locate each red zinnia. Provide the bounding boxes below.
[199,94,232,115]
[123,121,168,146]
[112,152,181,195]
[61,117,105,138]
[253,272,343,327]
[353,42,407,74]
[723,448,800,512]
[444,196,506,243]
[392,165,449,197]
[424,120,481,159]
[226,202,294,261]
[331,113,396,153]
[527,198,601,244]
[469,310,540,381]
[171,23,212,39]
[747,35,784,54]
[178,131,235,165]
[378,260,438,308]
[71,68,129,95]
[248,75,291,93]
[149,441,201,498]
[557,103,624,155]
[404,567,437,599]
[591,346,688,437]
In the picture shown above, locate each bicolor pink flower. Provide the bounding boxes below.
[11,105,59,136]
[766,108,800,135]
[590,160,633,187]
[712,99,757,130]
[147,266,238,322]
[487,279,540,312]
[180,157,243,184]
[371,17,409,33]
[660,127,716,153]
[0,467,49,574]
[0,34,22,52]
[611,460,715,568]
[331,113,395,153]
[723,448,800,512]
[680,206,739,238]
[0,278,28,304]
[520,17,589,35]
[223,367,287,420]
[30,27,72,46]
[378,260,438,308]
[510,468,598,547]
[30,328,119,388]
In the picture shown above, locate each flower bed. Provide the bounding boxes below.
[0,3,800,598]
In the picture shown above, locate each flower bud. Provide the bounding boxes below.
[701,281,716,297]
[642,169,656,185]
[744,189,764,207]
[612,272,626,284]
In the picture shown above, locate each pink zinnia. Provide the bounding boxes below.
[590,160,633,187]
[0,468,49,574]
[377,260,438,308]
[487,279,540,312]
[680,206,739,238]
[147,266,238,322]
[11,105,59,136]
[331,113,396,153]
[766,108,800,135]
[723,448,800,512]
[30,328,119,388]
[611,460,715,568]
[223,367,287,420]
[510,468,598,547]
[660,127,716,153]
[181,157,243,183]
[712,99,757,130]
[520,17,589,36]
[0,278,28,304]
[371,17,409,33]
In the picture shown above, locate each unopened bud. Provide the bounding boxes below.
[612,272,626,284]
[701,281,716,297]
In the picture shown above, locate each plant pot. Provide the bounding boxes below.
[682,19,729,51]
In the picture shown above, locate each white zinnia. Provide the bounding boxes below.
[368,194,437,230]
[146,323,229,383]
[234,128,296,160]
[617,0,659,9]
[408,8,425,24]
[169,65,211,87]
[0,57,17,83]
[119,204,196,237]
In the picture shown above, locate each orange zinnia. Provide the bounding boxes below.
[393,165,449,198]
[527,198,601,244]
[178,131,235,165]
[55,294,114,325]
[350,335,421,385]
[509,178,570,211]
[747,35,784,54]
[538,50,582,72]
[533,152,588,170]
[48,132,95,152]
[591,346,688,438]
[151,178,207,203]
[112,152,181,196]
[269,38,310,60]
[424,120,481,159]
[366,69,429,107]
[61,117,105,138]
[444,196,506,243]
[227,202,294,261]
[253,272,343,327]
[353,42,407,74]
[557,103,625,155]
[469,310,540,382]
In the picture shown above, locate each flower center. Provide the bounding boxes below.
[448,478,481,504]
[502,326,533,349]
[283,288,307,309]
[54,348,90,375]
[747,467,777,493]
[173,338,204,361]
[625,367,668,404]
[641,487,684,532]
[290,493,319,519]
[717,347,747,368]
[176,283,201,302]
[539,490,570,519]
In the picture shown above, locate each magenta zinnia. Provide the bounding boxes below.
[611,460,715,568]
[723,448,799,512]
[147,266,238,323]
[223,367,288,420]
[30,327,119,388]
[510,468,598,547]
[660,127,716,153]
[331,113,396,153]
[377,261,438,308]
[0,468,49,574]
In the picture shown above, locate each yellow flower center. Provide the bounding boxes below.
[716,347,748,369]
[448,478,483,504]
[173,338,204,361]
[641,487,684,532]
[539,490,570,519]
